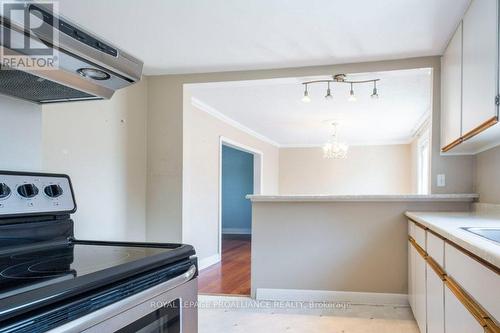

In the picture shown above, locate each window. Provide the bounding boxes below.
[417,130,430,195]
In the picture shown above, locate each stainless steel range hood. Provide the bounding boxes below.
[0,4,143,104]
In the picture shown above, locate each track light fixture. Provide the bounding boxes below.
[300,74,380,103]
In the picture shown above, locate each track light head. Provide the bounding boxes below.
[302,85,311,103]
[348,83,356,102]
[371,81,379,99]
[325,89,333,100]
[325,82,333,100]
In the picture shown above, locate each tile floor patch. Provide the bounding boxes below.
[198,295,419,333]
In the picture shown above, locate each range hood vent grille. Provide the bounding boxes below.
[0,66,99,103]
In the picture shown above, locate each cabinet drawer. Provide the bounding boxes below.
[408,220,415,238]
[427,231,444,267]
[445,243,500,318]
[414,223,426,250]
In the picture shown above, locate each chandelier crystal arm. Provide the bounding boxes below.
[323,122,348,159]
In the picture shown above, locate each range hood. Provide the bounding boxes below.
[0,4,143,103]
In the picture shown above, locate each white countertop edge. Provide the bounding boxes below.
[405,211,500,269]
[247,194,479,202]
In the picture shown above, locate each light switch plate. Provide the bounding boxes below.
[437,174,446,187]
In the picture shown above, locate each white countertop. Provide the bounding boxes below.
[405,211,500,268]
[247,194,479,202]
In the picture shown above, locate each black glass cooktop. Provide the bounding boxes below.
[0,243,178,300]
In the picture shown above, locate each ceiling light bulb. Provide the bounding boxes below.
[302,85,311,103]
[302,92,311,103]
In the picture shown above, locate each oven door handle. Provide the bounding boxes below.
[171,264,197,289]
[99,264,197,310]
[143,264,197,295]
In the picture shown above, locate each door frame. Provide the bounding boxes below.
[218,136,263,257]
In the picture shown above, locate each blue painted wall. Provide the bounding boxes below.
[222,145,254,234]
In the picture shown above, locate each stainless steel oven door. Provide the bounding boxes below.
[49,265,198,333]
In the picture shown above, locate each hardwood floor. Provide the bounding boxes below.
[198,234,251,295]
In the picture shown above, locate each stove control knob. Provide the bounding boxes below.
[44,184,63,198]
[17,184,39,198]
[0,183,11,199]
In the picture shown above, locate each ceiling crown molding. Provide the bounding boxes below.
[190,97,281,147]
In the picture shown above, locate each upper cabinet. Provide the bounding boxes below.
[441,22,463,150]
[462,0,498,134]
[441,0,500,154]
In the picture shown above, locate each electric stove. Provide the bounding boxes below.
[0,171,198,333]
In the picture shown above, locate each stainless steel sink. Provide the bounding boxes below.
[462,227,500,243]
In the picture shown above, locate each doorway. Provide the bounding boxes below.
[198,137,262,295]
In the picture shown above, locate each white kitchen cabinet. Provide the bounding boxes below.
[408,239,415,310]
[408,220,499,333]
[408,221,426,332]
[414,250,427,333]
[426,231,445,333]
[441,22,463,149]
[441,0,500,153]
[426,232,444,267]
[462,0,499,135]
[414,224,426,250]
[426,266,444,333]
[444,288,484,333]
[445,243,500,319]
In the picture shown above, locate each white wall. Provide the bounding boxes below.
[183,88,279,263]
[0,95,41,171]
[42,79,148,241]
[146,58,476,247]
[251,199,471,297]
[279,145,412,194]
[474,144,500,204]
[409,137,419,193]
[430,64,475,194]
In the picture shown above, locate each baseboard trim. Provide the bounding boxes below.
[255,288,408,306]
[222,228,251,235]
[198,254,221,270]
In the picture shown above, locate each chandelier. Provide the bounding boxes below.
[301,74,380,102]
[323,122,348,159]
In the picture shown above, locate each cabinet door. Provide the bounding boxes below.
[426,266,444,333]
[408,241,415,310]
[441,22,463,148]
[462,0,499,135]
[444,288,483,333]
[414,252,427,333]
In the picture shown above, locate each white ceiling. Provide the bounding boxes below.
[186,69,432,146]
[55,0,470,75]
